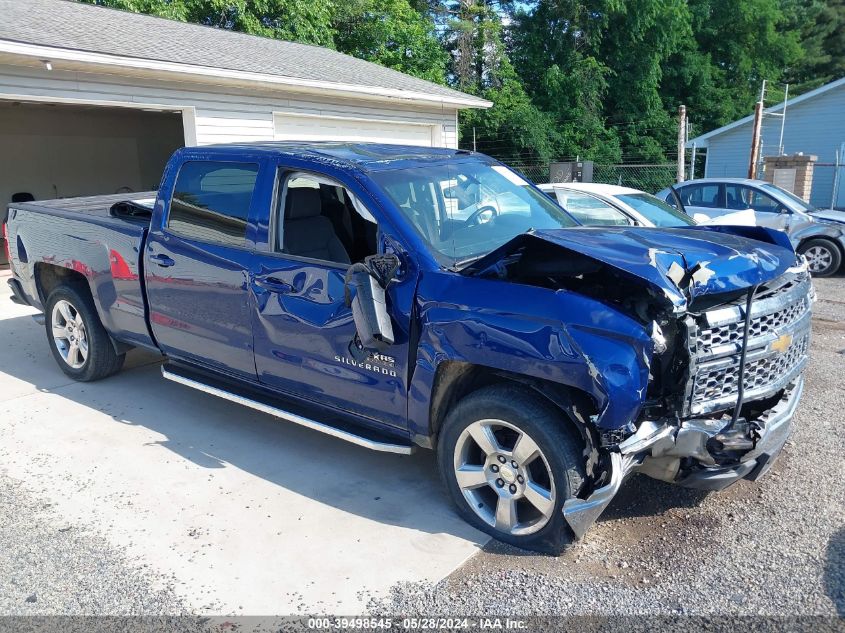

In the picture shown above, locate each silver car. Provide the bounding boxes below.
[657,178,845,276]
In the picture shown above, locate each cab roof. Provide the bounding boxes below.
[200,141,478,171]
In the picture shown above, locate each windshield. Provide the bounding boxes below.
[615,193,696,227]
[372,159,577,263]
[760,182,816,212]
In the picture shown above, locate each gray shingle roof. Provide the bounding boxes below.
[0,0,488,107]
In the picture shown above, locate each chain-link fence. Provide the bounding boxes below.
[592,164,677,194]
[509,162,679,194]
[811,163,845,210]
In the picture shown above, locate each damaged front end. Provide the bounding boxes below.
[462,226,813,539]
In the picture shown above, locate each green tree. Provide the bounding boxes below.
[82,0,336,45]
[333,0,448,83]
[508,1,621,162]
[596,0,691,162]
[509,0,689,163]
[783,0,845,93]
[661,0,802,134]
[437,1,555,171]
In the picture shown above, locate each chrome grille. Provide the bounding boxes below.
[696,295,809,355]
[692,330,810,404]
[686,268,812,416]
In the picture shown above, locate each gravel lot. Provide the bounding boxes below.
[1,276,843,619]
[0,474,187,616]
[369,275,845,617]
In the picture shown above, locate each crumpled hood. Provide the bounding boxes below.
[464,225,798,310]
[809,208,845,225]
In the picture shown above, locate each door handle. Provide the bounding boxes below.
[149,253,175,268]
[255,276,294,293]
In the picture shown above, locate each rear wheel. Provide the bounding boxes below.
[799,238,842,277]
[437,385,586,553]
[45,285,125,381]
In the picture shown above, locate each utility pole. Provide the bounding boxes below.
[676,105,686,183]
[748,80,765,178]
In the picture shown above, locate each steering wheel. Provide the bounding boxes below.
[464,204,499,227]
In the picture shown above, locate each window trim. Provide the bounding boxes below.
[163,159,260,249]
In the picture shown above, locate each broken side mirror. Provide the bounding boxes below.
[344,254,401,351]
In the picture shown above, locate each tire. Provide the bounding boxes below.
[798,238,842,277]
[45,284,125,381]
[437,384,586,554]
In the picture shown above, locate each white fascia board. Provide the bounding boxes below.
[0,40,493,110]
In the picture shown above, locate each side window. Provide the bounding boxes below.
[276,172,378,265]
[727,185,783,213]
[555,190,633,226]
[168,161,259,247]
[680,184,721,208]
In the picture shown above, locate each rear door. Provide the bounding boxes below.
[145,157,267,378]
[248,162,413,429]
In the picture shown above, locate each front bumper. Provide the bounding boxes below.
[563,377,803,539]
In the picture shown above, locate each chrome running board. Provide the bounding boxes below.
[161,366,415,455]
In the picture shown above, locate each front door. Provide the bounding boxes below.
[249,167,413,429]
[726,184,791,231]
[145,159,263,378]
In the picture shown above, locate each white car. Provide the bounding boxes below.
[538,182,698,228]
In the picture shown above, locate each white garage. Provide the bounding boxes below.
[273,113,440,146]
[0,0,489,265]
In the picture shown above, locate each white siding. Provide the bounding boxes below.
[0,62,460,148]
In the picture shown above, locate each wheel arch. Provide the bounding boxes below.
[34,262,90,306]
[35,263,130,355]
[426,361,599,467]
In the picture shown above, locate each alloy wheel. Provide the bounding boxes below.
[804,244,833,273]
[51,299,88,369]
[453,419,556,536]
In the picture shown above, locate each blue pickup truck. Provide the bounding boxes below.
[4,143,812,552]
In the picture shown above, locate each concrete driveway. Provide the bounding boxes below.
[0,271,486,614]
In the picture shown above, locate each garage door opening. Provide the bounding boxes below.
[1,101,184,268]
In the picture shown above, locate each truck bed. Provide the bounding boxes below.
[10,191,156,227]
[7,191,157,351]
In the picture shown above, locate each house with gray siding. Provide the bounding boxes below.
[687,77,845,209]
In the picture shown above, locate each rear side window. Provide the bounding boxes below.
[167,161,259,247]
[679,184,721,208]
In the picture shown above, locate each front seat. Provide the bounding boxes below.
[282,188,350,264]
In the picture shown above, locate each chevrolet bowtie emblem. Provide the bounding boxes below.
[771,333,793,353]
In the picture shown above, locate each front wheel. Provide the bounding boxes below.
[45,285,125,381]
[437,385,586,553]
[798,238,842,277]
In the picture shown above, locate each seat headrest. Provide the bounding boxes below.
[286,187,322,220]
